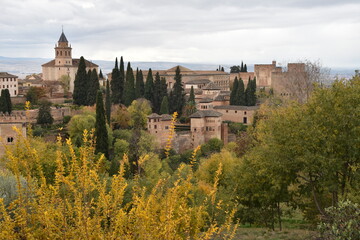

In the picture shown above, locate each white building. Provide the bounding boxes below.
[0,72,19,97]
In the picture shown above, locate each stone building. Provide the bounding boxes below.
[189,110,223,147]
[0,72,19,96]
[42,31,99,93]
[141,66,230,91]
[147,113,173,147]
[213,105,258,125]
[0,114,27,156]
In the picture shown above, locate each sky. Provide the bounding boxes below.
[1,0,359,69]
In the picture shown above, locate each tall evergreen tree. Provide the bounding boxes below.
[221,66,224,72]
[244,64,248,73]
[119,56,125,104]
[105,80,111,124]
[171,66,185,115]
[189,86,195,104]
[135,68,145,99]
[168,90,174,114]
[0,89,12,114]
[99,69,104,79]
[123,62,136,107]
[160,77,168,100]
[153,72,162,113]
[87,69,100,106]
[110,58,121,104]
[236,78,246,105]
[230,77,239,105]
[160,96,169,114]
[37,100,53,126]
[73,56,88,105]
[144,68,154,102]
[240,61,244,72]
[95,90,109,158]
[245,77,256,106]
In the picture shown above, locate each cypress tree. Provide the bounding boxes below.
[123,62,136,107]
[244,64,248,73]
[221,66,224,72]
[160,77,168,99]
[245,77,256,106]
[135,68,145,99]
[95,90,109,158]
[99,69,104,79]
[236,78,246,105]
[144,68,154,101]
[105,80,111,124]
[240,61,244,72]
[119,56,125,104]
[153,72,162,113]
[87,69,100,106]
[189,86,195,104]
[230,77,239,105]
[0,90,5,113]
[37,100,53,126]
[73,56,88,105]
[160,96,169,114]
[171,66,185,115]
[110,58,121,104]
[168,90,174,113]
[0,89,11,114]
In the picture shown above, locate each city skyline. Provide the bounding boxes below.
[1,0,359,69]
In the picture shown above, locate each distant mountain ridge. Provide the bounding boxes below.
[0,56,355,79]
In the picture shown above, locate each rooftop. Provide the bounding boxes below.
[190,110,222,118]
[58,31,68,43]
[42,58,98,68]
[213,105,259,111]
[0,72,18,78]
[185,79,211,85]
[203,82,221,90]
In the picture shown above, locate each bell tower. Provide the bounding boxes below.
[54,29,72,66]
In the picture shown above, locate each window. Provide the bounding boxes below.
[7,137,14,143]
[244,111,247,115]
[226,110,228,113]
[154,125,157,129]
[235,111,237,113]
[57,51,59,56]
[243,117,247,124]
[14,90,16,95]
[165,126,169,130]
[194,128,196,132]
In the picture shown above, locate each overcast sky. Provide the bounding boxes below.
[1,0,359,68]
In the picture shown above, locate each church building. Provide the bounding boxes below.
[42,31,98,93]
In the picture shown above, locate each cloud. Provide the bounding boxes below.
[0,0,359,68]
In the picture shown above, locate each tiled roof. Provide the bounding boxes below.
[166,65,193,72]
[190,110,222,118]
[185,79,211,85]
[213,105,259,111]
[42,59,98,68]
[0,72,18,78]
[199,98,213,103]
[58,32,68,42]
[203,82,221,90]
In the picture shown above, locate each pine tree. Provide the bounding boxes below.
[135,68,145,99]
[119,56,125,104]
[95,90,109,158]
[230,77,239,105]
[160,96,169,114]
[87,69,100,106]
[189,86,195,104]
[110,58,121,104]
[123,62,136,107]
[144,68,154,102]
[73,56,88,105]
[171,66,185,115]
[236,78,245,105]
[105,80,111,124]
[37,100,53,126]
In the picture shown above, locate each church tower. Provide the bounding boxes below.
[54,30,72,66]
